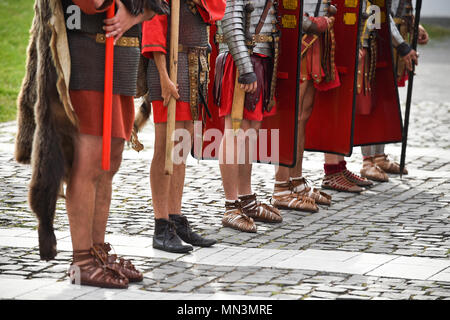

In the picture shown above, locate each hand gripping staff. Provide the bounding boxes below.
[164,0,180,175]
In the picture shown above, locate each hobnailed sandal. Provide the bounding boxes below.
[374,154,408,175]
[321,172,363,193]
[290,177,332,206]
[360,157,389,182]
[272,182,319,213]
[342,169,373,187]
[68,248,128,289]
[222,200,257,233]
[239,194,282,223]
[94,243,143,283]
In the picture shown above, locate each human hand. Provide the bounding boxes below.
[402,49,418,72]
[161,76,180,106]
[418,25,429,45]
[103,0,139,44]
[240,81,257,94]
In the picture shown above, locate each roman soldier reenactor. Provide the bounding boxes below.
[137,0,226,252]
[320,0,418,191]
[15,0,168,289]
[359,0,428,181]
[211,0,284,233]
[272,0,340,212]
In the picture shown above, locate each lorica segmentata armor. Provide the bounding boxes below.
[217,0,278,84]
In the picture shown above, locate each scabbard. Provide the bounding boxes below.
[231,71,245,133]
[267,32,279,112]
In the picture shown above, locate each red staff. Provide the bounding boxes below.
[102,1,115,171]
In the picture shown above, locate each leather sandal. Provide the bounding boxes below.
[321,172,363,193]
[290,178,332,206]
[342,169,373,187]
[360,157,389,182]
[239,194,282,223]
[94,243,143,283]
[69,248,128,289]
[374,154,408,175]
[272,182,319,213]
[222,200,257,233]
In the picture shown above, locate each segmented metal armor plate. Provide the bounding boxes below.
[391,0,413,18]
[217,0,277,78]
[147,0,209,103]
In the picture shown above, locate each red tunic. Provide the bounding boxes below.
[69,0,135,140]
[141,0,226,123]
[218,53,277,121]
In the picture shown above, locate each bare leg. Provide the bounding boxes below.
[237,119,261,196]
[219,115,240,201]
[91,138,125,245]
[168,121,193,215]
[151,121,194,253]
[66,134,104,251]
[290,80,316,178]
[324,153,344,165]
[275,80,312,183]
[150,121,188,220]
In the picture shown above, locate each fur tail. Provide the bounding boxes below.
[134,98,151,133]
[130,99,151,152]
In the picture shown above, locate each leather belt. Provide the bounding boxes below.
[215,34,273,45]
[178,44,208,53]
[93,33,140,47]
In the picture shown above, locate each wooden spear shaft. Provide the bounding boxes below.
[164,0,180,175]
[102,1,115,171]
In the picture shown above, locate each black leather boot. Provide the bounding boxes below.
[153,219,193,253]
[169,214,217,247]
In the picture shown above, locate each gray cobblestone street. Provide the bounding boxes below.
[0,39,449,300]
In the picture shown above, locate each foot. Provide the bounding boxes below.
[169,214,217,247]
[272,182,319,213]
[361,157,389,182]
[239,194,282,223]
[342,169,373,187]
[322,172,363,193]
[94,243,143,283]
[290,177,332,206]
[374,154,408,174]
[222,200,257,233]
[69,248,129,289]
[153,219,193,253]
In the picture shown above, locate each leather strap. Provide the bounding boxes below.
[314,0,322,17]
[255,0,273,36]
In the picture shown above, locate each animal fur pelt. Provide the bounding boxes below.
[15,0,77,261]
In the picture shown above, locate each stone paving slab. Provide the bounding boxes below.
[1,228,450,283]
[1,245,449,300]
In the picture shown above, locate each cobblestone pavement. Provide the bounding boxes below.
[0,41,449,300]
